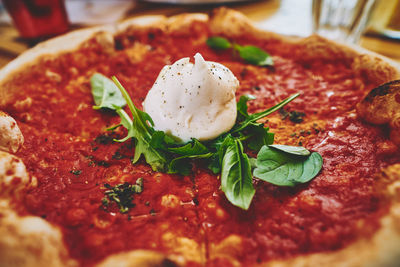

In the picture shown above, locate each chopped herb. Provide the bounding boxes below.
[95,134,114,145]
[101,178,144,213]
[96,160,110,167]
[149,209,156,216]
[70,169,82,176]
[279,108,306,123]
[112,150,125,160]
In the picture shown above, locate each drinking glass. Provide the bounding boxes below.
[312,0,377,43]
[3,0,69,40]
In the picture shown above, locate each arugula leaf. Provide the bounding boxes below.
[112,77,168,172]
[167,139,212,175]
[232,93,299,133]
[237,94,256,121]
[253,145,323,186]
[221,137,255,210]
[168,139,209,155]
[206,36,232,50]
[244,123,274,151]
[268,144,310,156]
[91,73,126,110]
[234,44,274,66]
[168,152,213,176]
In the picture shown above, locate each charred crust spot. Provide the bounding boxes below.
[114,38,124,51]
[363,80,400,103]
[160,258,178,267]
[148,32,155,40]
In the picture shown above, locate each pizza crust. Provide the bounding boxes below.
[0,7,399,267]
[0,151,35,199]
[0,111,24,153]
[0,200,78,267]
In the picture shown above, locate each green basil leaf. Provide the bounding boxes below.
[295,152,323,183]
[268,144,310,156]
[249,157,257,169]
[253,146,322,186]
[206,37,232,50]
[234,44,274,66]
[221,138,255,210]
[91,73,126,110]
[253,146,298,186]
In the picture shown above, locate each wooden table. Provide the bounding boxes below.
[0,0,399,68]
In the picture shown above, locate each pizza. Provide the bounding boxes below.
[0,7,400,267]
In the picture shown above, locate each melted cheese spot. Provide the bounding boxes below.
[143,53,238,142]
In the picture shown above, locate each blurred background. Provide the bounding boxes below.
[0,0,399,67]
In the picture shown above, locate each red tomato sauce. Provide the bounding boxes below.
[1,21,399,266]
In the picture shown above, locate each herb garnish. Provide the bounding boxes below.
[70,169,82,176]
[207,36,273,67]
[279,108,306,123]
[91,74,323,210]
[91,73,127,110]
[101,178,143,213]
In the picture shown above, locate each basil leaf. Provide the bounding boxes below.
[295,152,323,183]
[206,37,232,50]
[112,77,168,172]
[232,93,299,133]
[237,94,256,121]
[268,144,310,156]
[234,44,274,66]
[253,146,322,186]
[221,138,255,210]
[91,73,126,110]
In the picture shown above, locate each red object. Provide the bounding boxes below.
[3,0,69,39]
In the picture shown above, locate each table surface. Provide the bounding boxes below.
[0,0,399,68]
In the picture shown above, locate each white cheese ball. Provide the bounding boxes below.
[143,53,238,142]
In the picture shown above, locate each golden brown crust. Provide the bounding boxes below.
[95,250,177,267]
[0,7,399,267]
[0,200,78,267]
[357,80,400,146]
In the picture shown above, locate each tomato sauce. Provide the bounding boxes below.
[1,21,399,266]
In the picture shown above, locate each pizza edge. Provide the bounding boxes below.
[0,7,399,267]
